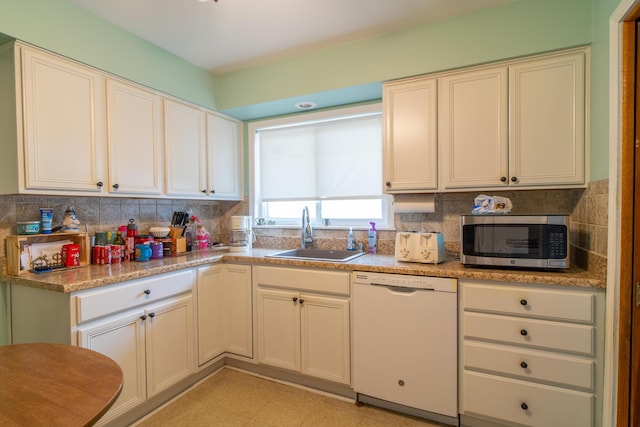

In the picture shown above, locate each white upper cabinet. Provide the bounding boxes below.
[508,51,586,187]
[383,47,588,193]
[439,67,509,189]
[206,112,243,200]
[21,45,107,193]
[383,77,438,193]
[163,98,207,198]
[106,79,163,195]
[0,41,242,199]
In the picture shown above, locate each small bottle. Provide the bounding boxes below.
[368,222,377,254]
[113,226,127,263]
[126,219,137,261]
[347,227,355,251]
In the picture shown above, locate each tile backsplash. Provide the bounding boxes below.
[0,179,608,282]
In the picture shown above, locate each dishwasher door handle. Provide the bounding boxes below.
[369,283,435,293]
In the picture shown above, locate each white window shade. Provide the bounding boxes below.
[259,114,382,201]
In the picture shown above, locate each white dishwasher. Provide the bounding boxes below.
[353,271,459,426]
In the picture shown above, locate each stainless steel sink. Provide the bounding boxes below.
[266,248,365,262]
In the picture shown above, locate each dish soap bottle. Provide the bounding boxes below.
[347,227,355,251]
[367,222,377,254]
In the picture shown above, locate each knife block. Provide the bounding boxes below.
[169,227,186,255]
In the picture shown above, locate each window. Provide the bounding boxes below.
[249,103,392,228]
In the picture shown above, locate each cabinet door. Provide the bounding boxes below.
[439,67,509,189]
[164,99,207,197]
[206,112,242,200]
[106,79,163,195]
[256,288,300,371]
[21,47,106,192]
[145,294,195,397]
[196,265,224,366]
[509,51,586,186]
[383,78,438,192]
[300,294,350,384]
[77,311,146,425]
[222,264,253,357]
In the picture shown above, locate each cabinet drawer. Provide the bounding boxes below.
[254,266,350,296]
[461,280,596,323]
[463,312,594,356]
[463,341,595,390]
[75,269,194,323]
[462,371,594,427]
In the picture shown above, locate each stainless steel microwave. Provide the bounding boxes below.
[460,215,569,269]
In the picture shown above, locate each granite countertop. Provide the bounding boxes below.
[0,247,604,293]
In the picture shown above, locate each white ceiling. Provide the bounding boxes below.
[66,0,515,74]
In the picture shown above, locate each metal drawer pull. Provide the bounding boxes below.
[144,289,151,295]
[520,361,528,369]
[520,329,528,336]
[520,299,528,306]
[521,402,529,411]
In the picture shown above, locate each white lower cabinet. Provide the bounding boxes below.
[254,266,351,385]
[197,263,252,366]
[76,271,195,425]
[78,294,194,424]
[459,279,604,427]
[10,269,197,426]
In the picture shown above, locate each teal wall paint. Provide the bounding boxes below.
[0,0,217,109]
[215,0,593,110]
[0,0,618,182]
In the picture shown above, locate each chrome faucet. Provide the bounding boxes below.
[301,206,313,248]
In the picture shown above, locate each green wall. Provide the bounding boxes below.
[0,0,617,181]
[216,0,593,110]
[0,0,217,109]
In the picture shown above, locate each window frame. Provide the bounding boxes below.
[248,102,393,230]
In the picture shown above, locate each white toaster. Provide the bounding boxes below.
[394,231,445,264]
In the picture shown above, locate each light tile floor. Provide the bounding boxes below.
[135,368,448,427]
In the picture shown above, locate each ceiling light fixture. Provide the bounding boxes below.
[295,101,317,110]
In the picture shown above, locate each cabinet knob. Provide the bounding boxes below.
[210,189,215,194]
[520,329,528,336]
[113,183,119,189]
[299,299,304,305]
[140,314,147,321]
[521,402,529,411]
[520,361,528,369]
[385,181,391,188]
[96,181,104,188]
[520,299,528,306]
[292,297,298,303]
[148,312,155,318]
[500,176,507,182]
[398,379,405,386]
[144,289,151,295]
[511,176,517,182]
[202,189,207,194]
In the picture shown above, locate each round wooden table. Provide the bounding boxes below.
[0,343,123,427]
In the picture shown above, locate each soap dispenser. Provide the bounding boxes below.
[368,222,377,254]
[347,227,355,251]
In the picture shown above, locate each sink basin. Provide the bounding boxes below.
[267,248,365,262]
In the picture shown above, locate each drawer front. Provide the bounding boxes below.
[254,266,350,296]
[462,371,594,427]
[75,269,195,323]
[463,341,595,390]
[461,280,596,323]
[463,312,594,356]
